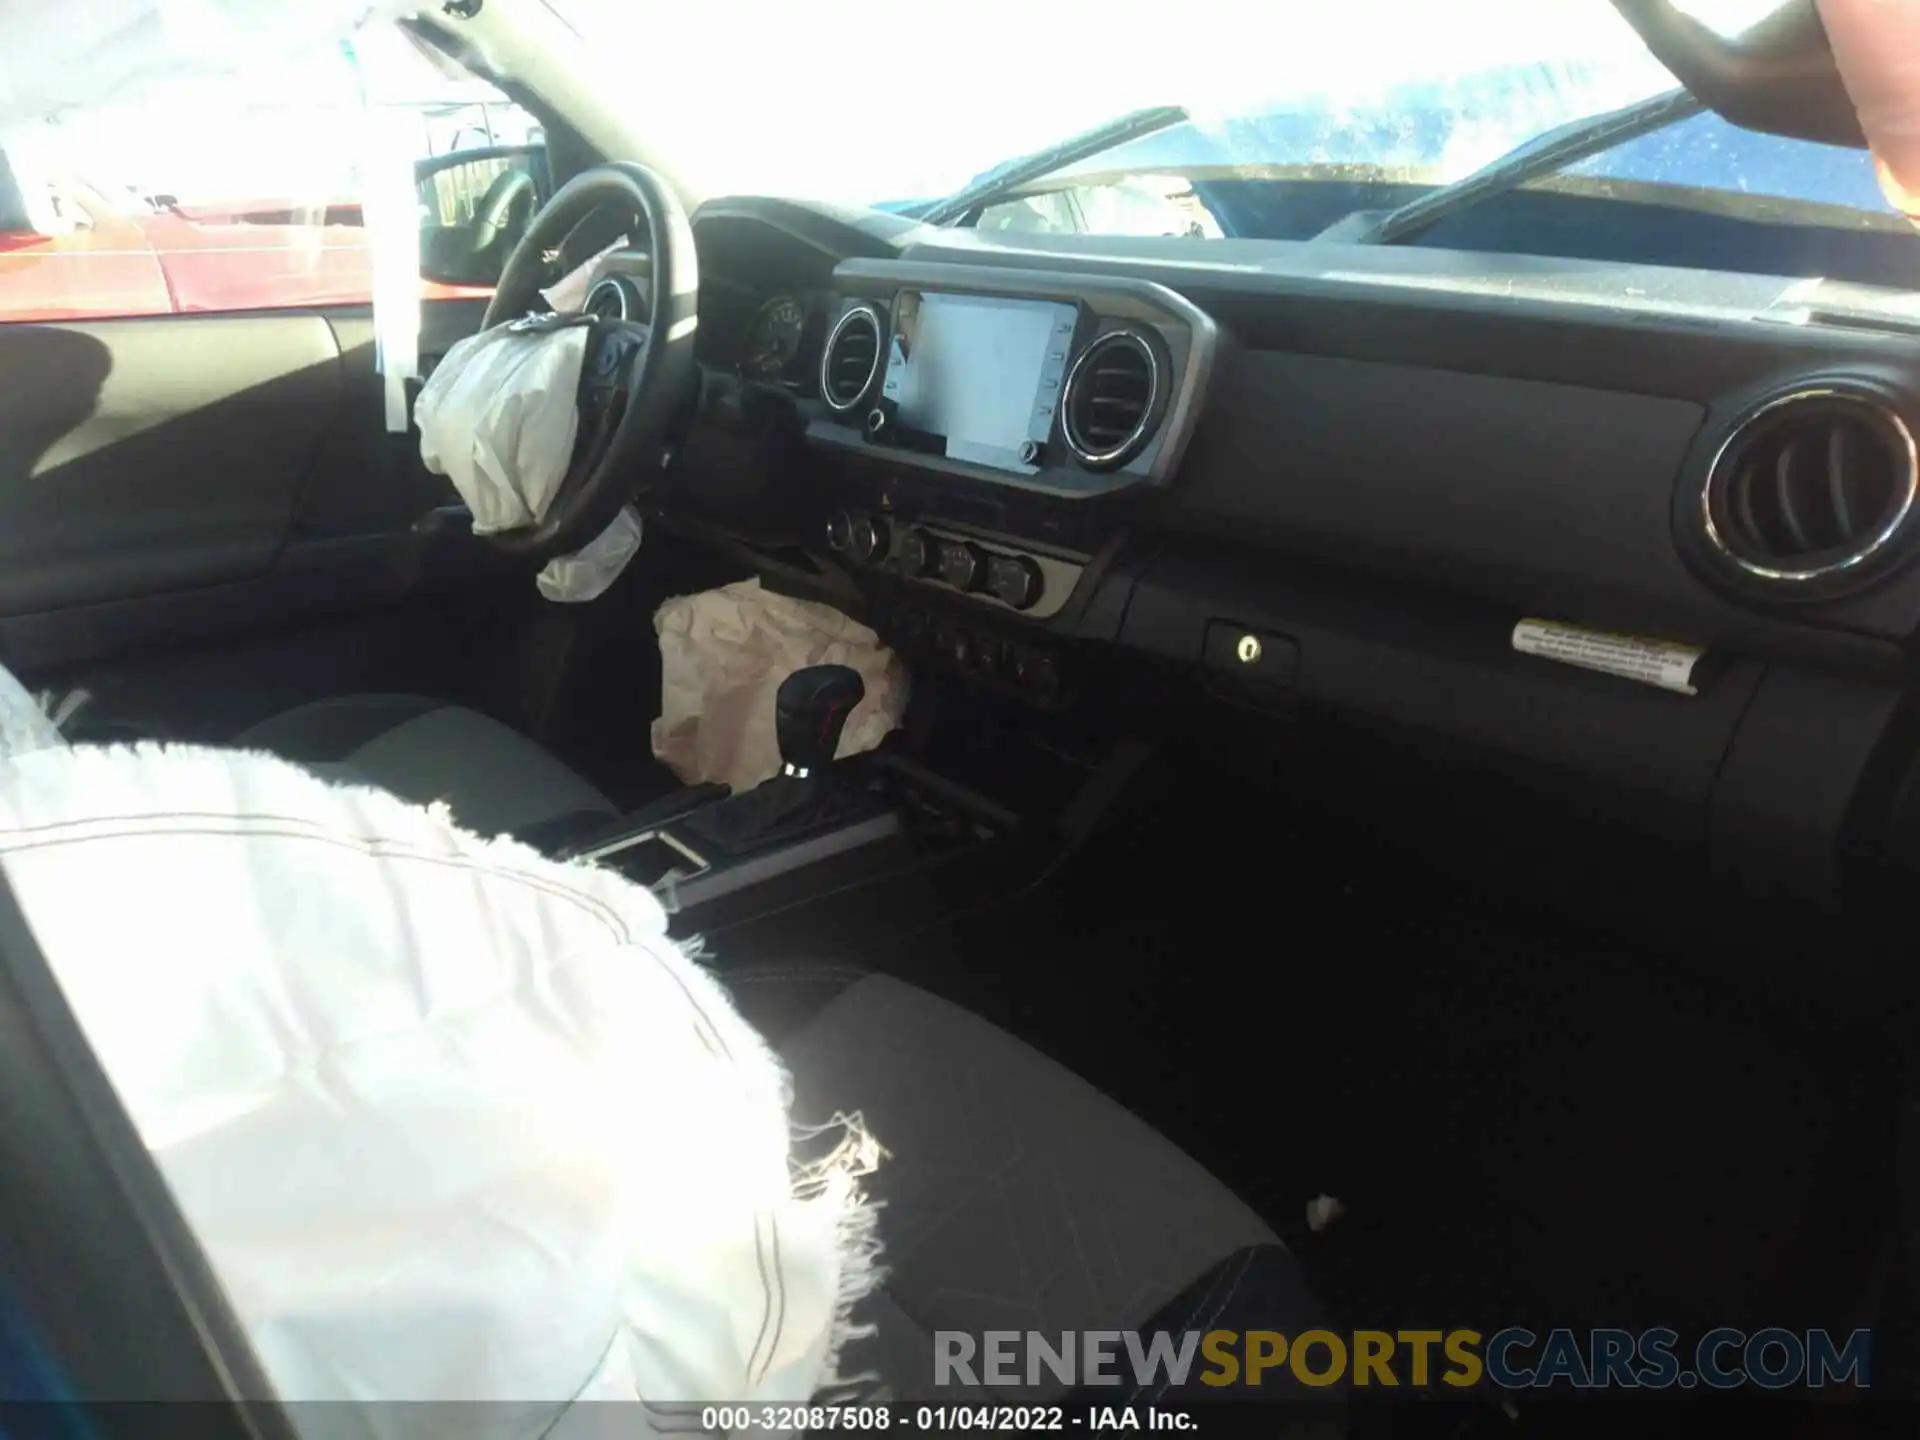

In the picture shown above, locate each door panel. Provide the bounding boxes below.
[0,296,670,811]
[295,301,488,538]
[0,300,500,678]
[0,315,340,615]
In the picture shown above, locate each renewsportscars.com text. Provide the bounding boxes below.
[935,1326,1871,1391]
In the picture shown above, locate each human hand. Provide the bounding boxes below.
[1818,0,1920,215]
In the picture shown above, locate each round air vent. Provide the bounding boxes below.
[1062,329,1160,469]
[1702,387,1919,589]
[584,276,631,320]
[821,305,881,412]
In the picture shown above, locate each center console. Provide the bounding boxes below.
[810,259,1218,496]
[557,663,1012,935]
[801,259,1222,707]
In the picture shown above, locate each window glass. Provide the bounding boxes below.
[0,25,541,322]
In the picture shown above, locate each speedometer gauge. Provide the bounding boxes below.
[742,295,807,378]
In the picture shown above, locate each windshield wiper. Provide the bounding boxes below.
[1318,86,1705,244]
[918,104,1191,226]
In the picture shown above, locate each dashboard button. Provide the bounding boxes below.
[899,527,938,576]
[1203,622,1298,688]
[852,515,889,563]
[939,629,972,669]
[938,541,986,592]
[825,511,852,552]
[1014,648,1061,700]
[987,554,1044,610]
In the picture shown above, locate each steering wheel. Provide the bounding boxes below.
[469,167,537,253]
[478,162,700,563]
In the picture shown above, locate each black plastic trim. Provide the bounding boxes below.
[0,873,294,1420]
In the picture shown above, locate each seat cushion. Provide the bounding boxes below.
[728,966,1310,1403]
[234,695,617,843]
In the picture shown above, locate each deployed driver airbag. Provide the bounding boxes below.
[416,322,643,602]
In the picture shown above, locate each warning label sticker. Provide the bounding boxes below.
[1511,618,1704,696]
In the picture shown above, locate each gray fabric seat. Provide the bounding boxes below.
[234,694,618,842]
[727,965,1330,1408]
[239,700,1333,1412]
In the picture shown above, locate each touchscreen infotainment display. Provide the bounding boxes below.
[880,291,1078,472]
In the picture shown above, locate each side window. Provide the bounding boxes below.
[977,189,1084,235]
[416,136,550,291]
[0,26,544,324]
[977,178,1223,239]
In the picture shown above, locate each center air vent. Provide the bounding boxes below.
[821,305,881,412]
[1702,387,1919,590]
[1062,329,1160,470]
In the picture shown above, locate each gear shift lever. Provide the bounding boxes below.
[775,665,865,778]
[680,664,875,856]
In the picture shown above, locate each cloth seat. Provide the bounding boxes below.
[726,963,1339,1422]
[234,694,618,847]
[235,701,1340,1421]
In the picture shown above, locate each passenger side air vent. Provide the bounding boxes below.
[821,305,881,413]
[1062,329,1160,470]
[1703,388,1918,591]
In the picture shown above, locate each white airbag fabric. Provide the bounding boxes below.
[415,323,642,603]
[536,503,645,604]
[0,732,880,1436]
[0,661,64,756]
[417,324,589,535]
[652,579,909,792]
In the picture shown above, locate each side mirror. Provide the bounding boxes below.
[415,143,551,288]
[1608,0,1865,148]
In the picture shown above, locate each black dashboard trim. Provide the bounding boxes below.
[675,198,1920,917]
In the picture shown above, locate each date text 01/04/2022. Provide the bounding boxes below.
[697,1404,1199,1431]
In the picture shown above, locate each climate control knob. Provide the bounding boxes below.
[1014,648,1061,700]
[898,527,938,576]
[852,514,889,563]
[937,540,986,592]
[825,511,853,552]
[987,553,1044,610]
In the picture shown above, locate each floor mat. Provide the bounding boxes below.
[871,753,1901,1438]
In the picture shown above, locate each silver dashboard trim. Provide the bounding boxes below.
[1701,386,1919,583]
[667,811,902,910]
[576,827,710,874]
[1061,328,1160,468]
[820,303,883,412]
[873,520,1084,621]
[828,259,1220,488]
[584,276,631,321]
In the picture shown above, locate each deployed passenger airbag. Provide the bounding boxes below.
[0,718,880,1434]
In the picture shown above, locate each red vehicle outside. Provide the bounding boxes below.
[0,175,490,321]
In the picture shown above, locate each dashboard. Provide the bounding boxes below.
[676,195,1920,964]
[701,285,827,384]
